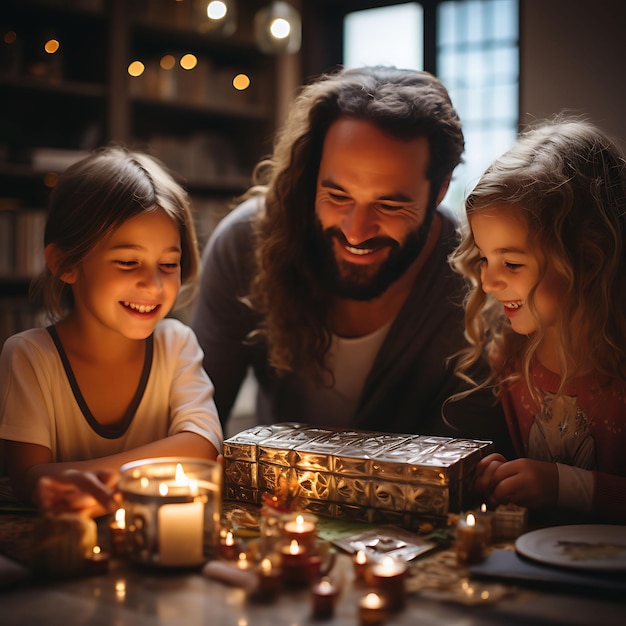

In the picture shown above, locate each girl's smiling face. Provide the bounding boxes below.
[470,204,567,337]
[63,208,182,340]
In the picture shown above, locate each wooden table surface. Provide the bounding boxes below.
[1,508,624,626]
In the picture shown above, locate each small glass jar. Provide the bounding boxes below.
[118,457,222,567]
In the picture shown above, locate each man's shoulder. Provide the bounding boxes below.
[211,196,263,242]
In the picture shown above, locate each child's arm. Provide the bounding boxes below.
[5,432,218,509]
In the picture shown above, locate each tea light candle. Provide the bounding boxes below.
[283,514,317,551]
[237,551,251,570]
[280,539,311,586]
[475,503,494,543]
[359,592,386,626]
[353,549,369,582]
[311,577,339,620]
[220,530,238,560]
[254,557,282,601]
[84,545,110,576]
[370,556,407,612]
[456,512,488,565]
[109,508,126,557]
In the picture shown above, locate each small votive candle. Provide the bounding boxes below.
[253,557,282,602]
[370,556,407,612]
[353,549,369,582]
[311,577,339,620]
[475,503,494,543]
[220,530,238,560]
[283,513,317,552]
[280,539,311,587]
[359,592,386,626]
[456,512,488,565]
[109,508,126,557]
[237,551,251,570]
[84,545,110,576]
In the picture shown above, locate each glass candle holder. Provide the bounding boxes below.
[119,457,222,568]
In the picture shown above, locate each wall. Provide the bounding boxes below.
[520,0,626,150]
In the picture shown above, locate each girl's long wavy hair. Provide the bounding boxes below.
[30,146,200,321]
[449,117,626,400]
[245,65,464,377]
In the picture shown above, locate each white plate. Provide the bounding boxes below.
[515,525,626,571]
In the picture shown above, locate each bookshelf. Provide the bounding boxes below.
[0,0,277,342]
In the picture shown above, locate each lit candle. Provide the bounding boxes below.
[456,512,488,565]
[253,557,282,602]
[370,556,407,612]
[220,530,238,560]
[109,508,126,557]
[475,503,494,543]
[311,577,339,620]
[353,549,369,582]
[157,464,204,567]
[358,592,386,626]
[280,539,311,587]
[237,551,250,570]
[283,513,317,552]
[84,545,110,576]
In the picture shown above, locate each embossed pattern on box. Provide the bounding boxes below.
[223,423,493,529]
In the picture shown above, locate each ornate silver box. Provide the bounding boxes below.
[223,423,493,529]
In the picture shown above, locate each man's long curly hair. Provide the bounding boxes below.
[449,117,626,401]
[245,65,464,377]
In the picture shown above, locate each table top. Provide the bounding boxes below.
[1,509,625,626]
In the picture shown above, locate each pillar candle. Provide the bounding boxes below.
[359,592,386,626]
[280,539,311,587]
[283,513,317,552]
[311,577,339,620]
[456,512,488,565]
[370,556,407,612]
[158,499,204,567]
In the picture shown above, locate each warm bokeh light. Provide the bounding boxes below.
[232,73,250,90]
[180,53,198,70]
[127,60,145,77]
[160,54,176,70]
[43,172,58,188]
[270,18,290,39]
[4,31,17,45]
[207,1,227,20]
[44,39,60,54]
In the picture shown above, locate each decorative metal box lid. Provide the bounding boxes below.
[223,423,493,529]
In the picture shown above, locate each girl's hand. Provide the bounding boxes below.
[488,457,558,510]
[474,453,507,499]
[36,469,119,518]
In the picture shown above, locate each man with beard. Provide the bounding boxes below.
[191,66,512,452]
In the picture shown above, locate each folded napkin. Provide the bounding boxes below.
[470,549,626,598]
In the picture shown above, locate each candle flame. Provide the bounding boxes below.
[295,514,304,526]
[175,463,186,482]
[93,545,102,555]
[466,512,476,526]
[480,502,487,513]
[289,539,300,554]
[225,531,234,546]
[115,508,126,529]
[159,482,169,496]
[362,592,383,609]
[355,550,367,565]
[261,557,272,573]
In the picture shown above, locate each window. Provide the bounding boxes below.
[344,3,424,70]
[343,0,519,217]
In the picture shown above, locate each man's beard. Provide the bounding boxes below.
[313,204,437,301]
